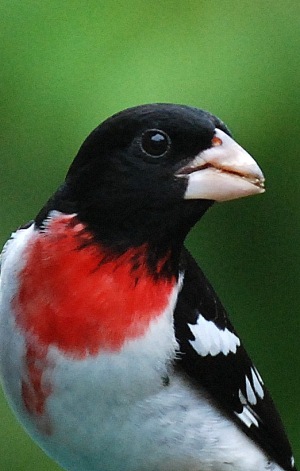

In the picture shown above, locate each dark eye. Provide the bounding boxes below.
[141,129,170,157]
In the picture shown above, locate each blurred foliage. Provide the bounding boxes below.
[0,1,299,470]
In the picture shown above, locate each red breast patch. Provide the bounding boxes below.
[14,214,175,358]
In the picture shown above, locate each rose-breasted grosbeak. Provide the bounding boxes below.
[0,104,296,471]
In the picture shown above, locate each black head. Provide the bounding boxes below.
[67,104,230,180]
[36,104,263,256]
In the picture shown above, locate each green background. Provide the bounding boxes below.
[1,1,299,469]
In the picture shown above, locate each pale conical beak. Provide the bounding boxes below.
[177,128,265,202]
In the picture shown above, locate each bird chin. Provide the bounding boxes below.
[182,167,265,202]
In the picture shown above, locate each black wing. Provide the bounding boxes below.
[174,248,296,471]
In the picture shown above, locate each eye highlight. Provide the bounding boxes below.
[141,129,170,157]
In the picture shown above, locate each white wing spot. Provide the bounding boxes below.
[291,456,295,468]
[246,376,257,405]
[251,367,264,399]
[253,366,264,385]
[235,406,259,428]
[238,389,247,405]
[188,314,240,357]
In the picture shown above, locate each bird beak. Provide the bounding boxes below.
[177,128,265,202]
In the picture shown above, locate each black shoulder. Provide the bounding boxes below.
[174,248,296,471]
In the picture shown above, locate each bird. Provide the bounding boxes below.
[0,103,296,471]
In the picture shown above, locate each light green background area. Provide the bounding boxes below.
[0,2,299,470]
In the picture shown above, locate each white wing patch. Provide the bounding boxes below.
[253,366,264,384]
[236,390,259,428]
[245,376,257,405]
[188,314,241,356]
[239,368,265,408]
[235,406,259,428]
[235,368,265,429]
[251,367,264,398]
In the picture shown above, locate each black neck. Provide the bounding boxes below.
[35,183,213,278]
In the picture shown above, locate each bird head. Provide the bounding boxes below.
[38,104,264,252]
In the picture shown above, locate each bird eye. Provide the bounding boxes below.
[141,129,170,157]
